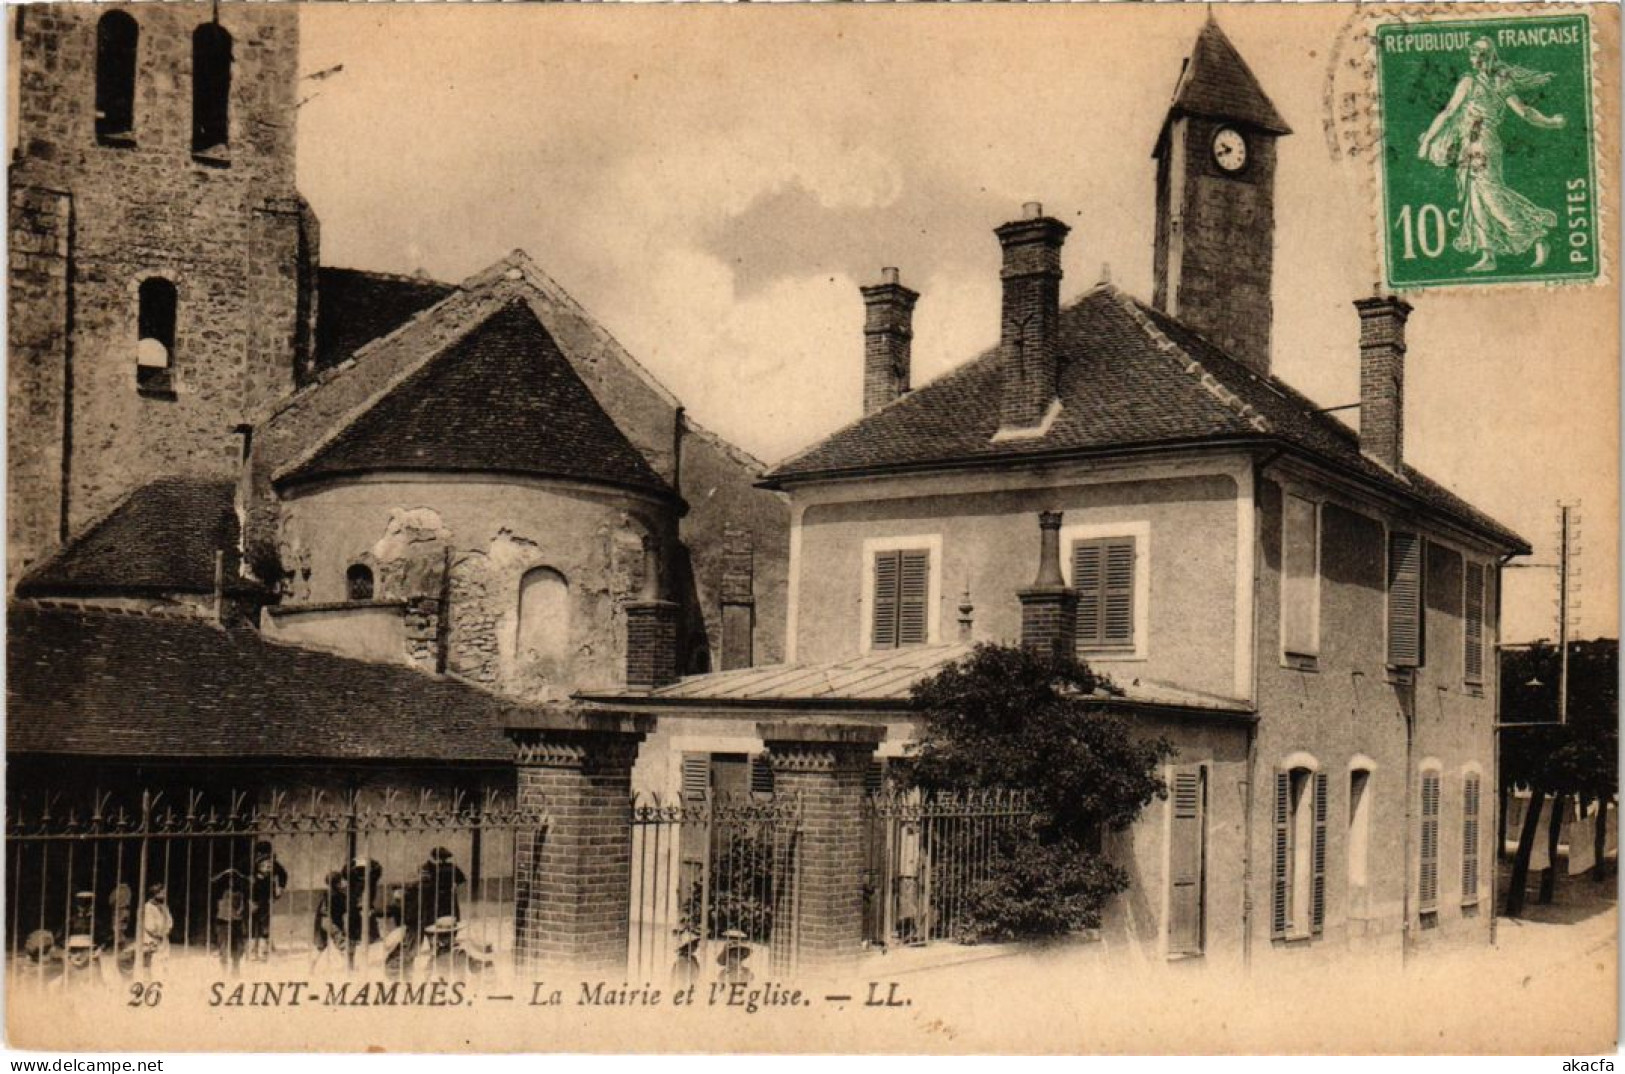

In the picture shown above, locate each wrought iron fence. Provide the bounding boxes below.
[7,788,546,989]
[863,789,1038,947]
[628,793,801,986]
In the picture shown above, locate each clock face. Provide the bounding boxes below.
[1212,127,1248,173]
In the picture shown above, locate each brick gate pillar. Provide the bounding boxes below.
[507,707,653,974]
[758,721,886,968]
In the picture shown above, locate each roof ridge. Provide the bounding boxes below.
[271,296,531,484]
[1106,288,1272,434]
[321,264,456,289]
[15,597,211,623]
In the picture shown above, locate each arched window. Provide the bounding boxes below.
[191,23,232,155]
[1347,767,1373,893]
[1271,757,1326,941]
[95,11,139,142]
[136,277,177,394]
[346,564,374,602]
[516,567,569,665]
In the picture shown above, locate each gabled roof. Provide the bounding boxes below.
[7,602,523,762]
[15,477,247,598]
[315,267,457,372]
[279,300,673,498]
[1157,19,1291,151]
[766,285,1528,553]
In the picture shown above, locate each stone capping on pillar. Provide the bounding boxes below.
[506,706,655,767]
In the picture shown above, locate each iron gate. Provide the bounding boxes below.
[7,787,547,988]
[628,793,801,984]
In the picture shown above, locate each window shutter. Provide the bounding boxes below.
[1074,542,1103,646]
[750,754,775,795]
[1388,533,1425,667]
[1461,774,1481,906]
[1074,538,1135,650]
[1102,540,1135,647]
[1419,771,1440,912]
[1311,771,1328,935]
[897,550,929,646]
[681,752,710,802]
[1271,769,1290,939]
[1168,766,1206,956]
[864,760,886,796]
[872,551,900,649]
[1464,562,1486,684]
[1283,495,1319,656]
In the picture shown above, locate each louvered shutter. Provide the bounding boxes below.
[1464,562,1486,684]
[750,753,775,795]
[1388,533,1425,667]
[1074,538,1135,650]
[1282,495,1319,656]
[1311,771,1328,935]
[864,760,886,796]
[1271,770,1290,939]
[1419,771,1440,912]
[1102,540,1135,647]
[897,550,929,646]
[872,551,900,649]
[1167,766,1206,956]
[1461,773,1481,906]
[681,752,710,802]
[1074,542,1103,646]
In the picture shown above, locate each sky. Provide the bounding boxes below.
[294,3,1618,645]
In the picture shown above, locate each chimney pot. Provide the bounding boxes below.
[1018,510,1078,660]
[1023,201,1044,219]
[1354,294,1413,474]
[860,268,920,415]
[994,209,1070,432]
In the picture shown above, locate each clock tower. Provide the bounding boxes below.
[1152,19,1290,378]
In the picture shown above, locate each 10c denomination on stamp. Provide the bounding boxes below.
[1375,13,1598,289]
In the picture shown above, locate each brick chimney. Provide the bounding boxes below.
[1018,511,1078,660]
[1354,295,1413,474]
[995,204,1070,434]
[860,267,918,415]
[625,536,679,690]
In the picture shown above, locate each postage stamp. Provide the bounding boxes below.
[1374,13,1599,288]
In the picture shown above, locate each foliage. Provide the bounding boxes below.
[902,643,1175,941]
[681,828,779,944]
[1500,639,1618,802]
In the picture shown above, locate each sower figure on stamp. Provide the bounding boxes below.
[1418,37,1566,272]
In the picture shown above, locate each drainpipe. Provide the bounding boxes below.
[1488,550,1517,945]
[1242,448,1283,973]
[1400,683,1415,970]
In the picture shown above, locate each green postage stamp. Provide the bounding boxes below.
[1375,13,1598,289]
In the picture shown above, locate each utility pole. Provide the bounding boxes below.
[1556,501,1582,724]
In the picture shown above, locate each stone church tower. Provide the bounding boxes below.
[1152,18,1291,377]
[8,4,317,582]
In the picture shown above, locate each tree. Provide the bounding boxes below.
[901,643,1174,940]
[1499,639,1618,913]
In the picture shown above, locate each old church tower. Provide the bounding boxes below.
[8,4,316,581]
[1152,18,1290,377]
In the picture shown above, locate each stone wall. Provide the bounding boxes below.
[9,4,313,575]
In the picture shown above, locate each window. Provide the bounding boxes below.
[95,11,138,142]
[1461,770,1482,908]
[1167,764,1206,957]
[191,23,232,156]
[1388,532,1425,668]
[1282,494,1320,662]
[1348,768,1372,894]
[1464,562,1487,686]
[1073,537,1136,650]
[1272,763,1326,940]
[345,564,374,602]
[516,567,569,664]
[136,277,177,395]
[1419,767,1441,924]
[871,549,929,649]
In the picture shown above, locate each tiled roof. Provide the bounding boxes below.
[1164,20,1291,138]
[314,267,457,372]
[766,285,1528,553]
[281,301,674,498]
[15,477,247,597]
[582,643,1253,716]
[6,603,523,762]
